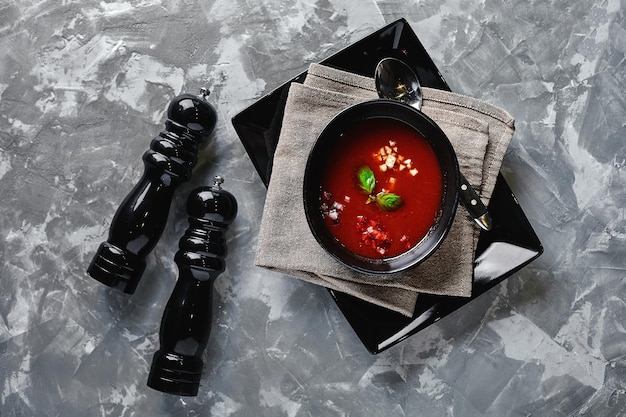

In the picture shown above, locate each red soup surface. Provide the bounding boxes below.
[319,118,443,259]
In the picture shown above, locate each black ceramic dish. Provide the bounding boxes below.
[232,18,543,354]
[303,99,460,274]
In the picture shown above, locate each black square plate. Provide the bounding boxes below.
[232,18,543,354]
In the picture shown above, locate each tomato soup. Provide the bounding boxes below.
[319,118,443,259]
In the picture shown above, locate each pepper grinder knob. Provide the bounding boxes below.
[87,90,217,294]
[147,176,238,396]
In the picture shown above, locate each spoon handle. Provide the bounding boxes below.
[458,173,492,231]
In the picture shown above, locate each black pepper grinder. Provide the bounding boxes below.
[87,89,217,294]
[147,176,238,396]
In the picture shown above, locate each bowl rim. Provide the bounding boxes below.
[303,99,460,275]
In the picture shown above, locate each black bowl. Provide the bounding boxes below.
[303,99,460,274]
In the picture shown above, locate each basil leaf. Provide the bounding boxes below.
[356,165,376,195]
[375,192,403,212]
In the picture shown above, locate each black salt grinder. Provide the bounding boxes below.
[147,176,238,396]
[87,89,217,294]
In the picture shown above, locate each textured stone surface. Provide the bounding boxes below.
[1,0,624,415]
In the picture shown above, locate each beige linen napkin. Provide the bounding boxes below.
[255,63,514,317]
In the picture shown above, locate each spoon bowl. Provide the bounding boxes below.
[375,57,423,110]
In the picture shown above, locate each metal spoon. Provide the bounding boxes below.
[375,57,492,231]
